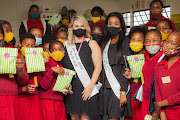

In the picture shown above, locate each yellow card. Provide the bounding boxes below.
[141,73,144,84]
[161,76,171,84]
[9,74,14,78]
[34,76,38,87]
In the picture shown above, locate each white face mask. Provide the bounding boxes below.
[35,37,42,46]
[145,44,161,55]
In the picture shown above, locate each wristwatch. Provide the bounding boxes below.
[120,91,126,95]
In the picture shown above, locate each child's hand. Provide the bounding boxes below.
[154,102,162,112]
[63,84,73,95]
[152,111,160,120]
[123,68,132,79]
[26,85,36,93]
[51,67,65,75]
[43,54,49,63]
[120,92,127,107]
[16,58,25,71]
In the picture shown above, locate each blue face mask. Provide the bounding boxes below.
[35,37,42,46]
[31,13,40,19]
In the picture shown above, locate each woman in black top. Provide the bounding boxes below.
[62,14,102,120]
[99,12,132,120]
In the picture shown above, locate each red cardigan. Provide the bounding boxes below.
[142,51,163,100]
[0,52,29,96]
[155,58,180,109]
[38,57,64,101]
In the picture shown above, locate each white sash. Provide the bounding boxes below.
[66,39,102,97]
[103,40,130,99]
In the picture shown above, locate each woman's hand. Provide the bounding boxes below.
[123,68,132,79]
[120,92,127,107]
[51,67,65,75]
[82,85,94,101]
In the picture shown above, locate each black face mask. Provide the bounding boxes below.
[73,29,86,37]
[92,34,103,44]
[107,27,120,36]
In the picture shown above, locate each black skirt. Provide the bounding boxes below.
[99,87,132,119]
[64,76,100,120]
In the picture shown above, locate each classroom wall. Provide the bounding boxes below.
[171,0,180,14]
[0,0,130,45]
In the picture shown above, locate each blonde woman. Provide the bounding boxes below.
[62,14,102,120]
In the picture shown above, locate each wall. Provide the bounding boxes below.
[0,0,130,45]
[171,0,180,14]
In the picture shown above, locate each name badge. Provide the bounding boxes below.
[161,76,171,84]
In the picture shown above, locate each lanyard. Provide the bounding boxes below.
[77,37,85,54]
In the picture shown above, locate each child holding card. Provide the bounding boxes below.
[152,31,180,120]
[124,29,165,120]
[39,40,69,120]
[0,26,28,120]
[17,33,44,120]
[124,25,147,120]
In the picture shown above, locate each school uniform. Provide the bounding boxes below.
[17,61,42,120]
[125,78,142,120]
[0,52,29,120]
[19,18,52,39]
[155,58,180,120]
[39,57,66,120]
[145,15,177,31]
[141,50,163,120]
[89,21,105,28]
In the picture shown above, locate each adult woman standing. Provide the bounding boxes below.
[62,14,102,120]
[100,12,132,120]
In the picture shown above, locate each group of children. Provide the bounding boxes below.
[0,20,69,120]
[123,19,180,120]
[0,3,180,120]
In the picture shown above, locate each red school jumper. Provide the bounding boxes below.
[39,57,67,120]
[141,51,163,120]
[145,15,177,31]
[155,58,180,120]
[0,52,29,120]
[125,78,142,120]
[17,57,43,120]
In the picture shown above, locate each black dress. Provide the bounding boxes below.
[99,37,132,118]
[62,40,100,120]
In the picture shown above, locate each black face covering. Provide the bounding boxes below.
[91,34,103,44]
[107,27,120,36]
[73,29,86,37]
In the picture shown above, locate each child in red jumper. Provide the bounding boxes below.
[17,33,47,120]
[0,26,29,120]
[152,31,180,120]
[124,26,147,120]
[0,20,16,48]
[141,29,165,120]
[39,40,70,120]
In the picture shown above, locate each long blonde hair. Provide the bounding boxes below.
[68,14,92,45]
